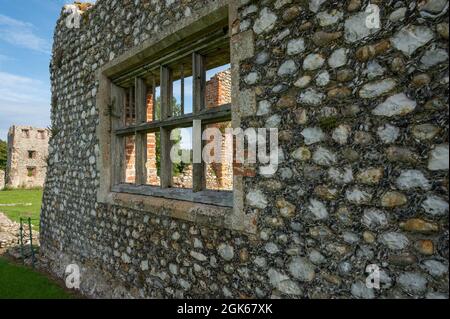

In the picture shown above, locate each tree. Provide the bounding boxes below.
[0,139,7,171]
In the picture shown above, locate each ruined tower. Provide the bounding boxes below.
[6,126,49,188]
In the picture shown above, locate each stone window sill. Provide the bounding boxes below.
[112,184,233,207]
[103,187,233,230]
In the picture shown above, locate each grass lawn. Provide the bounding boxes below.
[0,257,74,299]
[0,188,43,228]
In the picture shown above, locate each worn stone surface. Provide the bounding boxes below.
[0,170,4,190]
[6,126,49,188]
[40,0,449,299]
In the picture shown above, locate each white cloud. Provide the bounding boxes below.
[0,71,50,140]
[0,14,50,54]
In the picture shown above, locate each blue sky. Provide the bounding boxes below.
[0,0,80,141]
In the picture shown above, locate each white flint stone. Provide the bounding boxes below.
[344,12,379,43]
[253,8,277,34]
[265,114,282,128]
[140,260,149,271]
[303,53,325,71]
[317,10,343,26]
[372,93,417,117]
[295,76,312,88]
[419,0,449,14]
[346,188,372,205]
[287,38,305,55]
[278,60,298,76]
[421,48,448,69]
[328,167,353,184]
[299,89,325,106]
[343,232,359,244]
[390,25,434,55]
[359,79,397,99]
[268,269,302,295]
[398,273,428,293]
[389,7,407,22]
[257,100,271,116]
[377,124,400,143]
[315,71,330,86]
[396,170,431,190]
[351,281,375,299]
[255,51,270,65]
[309,0,327,13]
[328,48,347,69]
[190,251,208,262]
[362,209,388,228]
[242,5,258,17]
[313,147,336,166]
[265,242,279,254]
[301,127,326,145]
[380,232,409,250]
[217,243,234,261]
[422,196,449,216]
[364,60,386,80]
[246,189,268,209]
[288,257,315,282]
[421,260,448,277]
[428,145,449,171]
[275,0,292,9]
[332,124,351,145]
[244,72,259,85]
[309,250,326,264]
[308,199,328,220]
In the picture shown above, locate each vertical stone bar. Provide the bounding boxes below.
[192,53,206,192]
[152,75,157,121]
[111,83,126,185]
[160,66,173,188]
[135,77,147,185]
[181,63,185,115]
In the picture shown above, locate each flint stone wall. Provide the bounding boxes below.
[41,0,449,299]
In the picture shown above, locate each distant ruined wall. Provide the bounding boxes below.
[6,126,49,189]
[41,0,449,299]
[0,169,5,190]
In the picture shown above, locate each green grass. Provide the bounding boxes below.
[0,257,73,299]
[0,188,43,228]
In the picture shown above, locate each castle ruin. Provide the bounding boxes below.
[0,170,4,190]
[6,126,49,189]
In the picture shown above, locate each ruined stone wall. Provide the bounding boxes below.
[6,126,49,189]
[0,170,5,190]
[41,0,449,299]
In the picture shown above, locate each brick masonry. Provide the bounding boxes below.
[40,0,449,299]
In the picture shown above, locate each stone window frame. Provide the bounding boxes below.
[111,35,232,205]
[27,167,36,178]
[96,1,257,234]
[37,130,46,139]
[22,129,30,138]
[28,150,37,159]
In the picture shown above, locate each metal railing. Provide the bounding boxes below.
[19,217,37,268]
